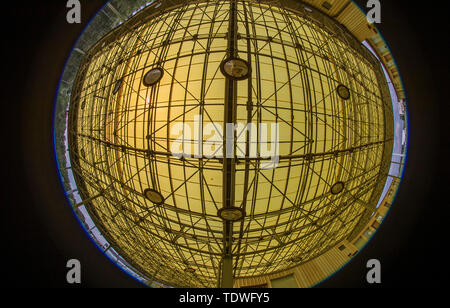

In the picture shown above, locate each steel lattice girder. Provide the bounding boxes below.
[67,0,393,287]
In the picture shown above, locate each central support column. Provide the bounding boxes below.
[220,0,239,288]
[221,256,233,288]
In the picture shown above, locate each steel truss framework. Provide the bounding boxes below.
[68,0,393,287]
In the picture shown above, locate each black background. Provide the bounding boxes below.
[1,0,448,290]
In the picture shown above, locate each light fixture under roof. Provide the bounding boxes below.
[143,188,165,205]
[337,84,351,100]
[112,78,123,94]
[220,57,251,80]
[217,207,246,222]
[330,182,345,195]
[143,68,164,87]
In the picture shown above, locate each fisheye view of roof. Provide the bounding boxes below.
[3,0,448,294]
